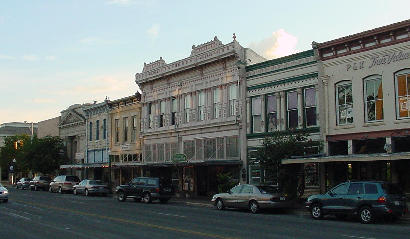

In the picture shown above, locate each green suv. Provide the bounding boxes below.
[306,181,408,223]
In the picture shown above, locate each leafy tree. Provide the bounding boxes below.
[216,172,238,193]
[256,131,321,198]
[0,135,31,173]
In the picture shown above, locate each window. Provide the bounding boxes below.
[336,82,353,125]
[89,122,93,141]
[304,88,317,127]
[144,145,152,162]
[131,116,137,142]
[331,183,348,195]
[195,139,203,160]
[171,98,177,125]
[184,94,191,123]
[396,70,410,118]
[226,136,239,158]
[348,183,364,195]
[204,138,216,160]
[158,143,165,162]
[230,185,243,194]
[170,142,178,161]
[198,91,205,121]
[213,88,221,119]
[217,137,224,159]
[183,140,195,160]
[229,84,238,116]
[115,119,119,143]
[123,117,128,142]
[241,185,254,194]
[365,184,378,194]
[103,119,107,140]
[252,96,262,133]
[266,94,277,131]
[287,91,298,129]
[96,120,100,140]
[364,76,383,122]
[159,100,166,127]
[148,103,153,129]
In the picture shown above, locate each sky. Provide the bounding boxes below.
[0,0,409,124]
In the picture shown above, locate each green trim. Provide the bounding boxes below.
[246,50,314,72]
[247,61,317,80]
[247,72,318,91]
[246,127,320,139]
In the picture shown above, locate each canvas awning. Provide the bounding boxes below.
[282,152,410,164]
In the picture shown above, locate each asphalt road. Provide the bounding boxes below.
[0,188,409,239]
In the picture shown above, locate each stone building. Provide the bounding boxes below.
[108,94,142,186]
[37,117,60,138]
[83,101,110,182]
[135,36,264,197]
[246,50,322,196]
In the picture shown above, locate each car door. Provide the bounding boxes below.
[79,180,86,194]
[238,185,254,208]
[322,183,349,213]
[342,183,364,213]
[224,185,243,208]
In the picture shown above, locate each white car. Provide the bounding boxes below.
[0,183,8,203]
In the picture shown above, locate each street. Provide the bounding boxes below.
[0,188,409,239]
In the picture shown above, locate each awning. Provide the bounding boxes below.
[282,152,410,164]
[60,164,86,169]
[60,163,109,169]
[142,160,243,167]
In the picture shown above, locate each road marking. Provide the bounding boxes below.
[1,211,31,221]
[156,212,186,218]
[342,234,376,239]
[14,199,236,239]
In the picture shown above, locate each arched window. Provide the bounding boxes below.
[364,75,383,122]
[395,69,410,119]
[336,81,353,125]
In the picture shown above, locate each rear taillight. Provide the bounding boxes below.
[377,196,386,203]
[64,182,72,185]
[270,197,278,201]
[155,188,160,193]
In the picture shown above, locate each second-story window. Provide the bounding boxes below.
[229,84,238,116]
[159,100,166,127]
[131,116,137,142]
[287,91,298,129]
[396,70,410,119]
[336,82,353,125]
[123,117,128,142]
[213,87,221,119]
[266,94,277,132]
[364,76,383,122]
[103,119,107,140]
[171,97,177,125]
[148,103,153,129]
[304,87,317,127]
[252,96,262,133]
[115,119,119,143]
[198,91,205,121]
[184,94,191,123]
[89,122,93,141]
[96,120,100,140]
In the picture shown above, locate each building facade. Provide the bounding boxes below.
[84,101,110,182]
[246,50,322,195]
[135,36,265,197]
[37,117,60,138]
[108,94,142,187]
[59,104,88,177]
[285,20,410,194]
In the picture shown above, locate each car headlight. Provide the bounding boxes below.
[3,191,8,194]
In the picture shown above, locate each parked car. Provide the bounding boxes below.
[305,181,408,223]
[49,175,80,193]
[211,184,292,214]
[16,177,32,190]
[29,176,51,191]
[73,180,110,196]
[0,183,8,203]
[115,177,173,203]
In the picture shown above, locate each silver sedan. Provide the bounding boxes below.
[73,180,110,196]
[211,184,292,213]
[0,183,9,203]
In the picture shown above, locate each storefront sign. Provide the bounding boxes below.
[172,153,187,163]
[346,50,410,71]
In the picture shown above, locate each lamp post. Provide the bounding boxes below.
[11,158,16,185]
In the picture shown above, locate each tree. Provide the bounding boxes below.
[0,135,31,174]
[256,131,321,198]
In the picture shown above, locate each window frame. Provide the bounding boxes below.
[286,90,299,129]
[228,83,238,117]
[266,93,277,132]
[335,81,354,125]
[213,87,221,119]
[251,96,262,133]
[395,69,410,119]
[198,91,205,121]
[364,75,384,123]
[304,87,318,127]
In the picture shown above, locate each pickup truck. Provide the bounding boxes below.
[115,177,174,203]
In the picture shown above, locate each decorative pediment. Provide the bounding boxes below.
[59,111,85,127]
[190,36,223,56]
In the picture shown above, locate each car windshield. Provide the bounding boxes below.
[89,180,104,185]
[257,186,280,194]
[382,183,403,195]
[66,176,80,182]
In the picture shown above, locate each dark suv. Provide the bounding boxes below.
[30,176,51,191]
[306,181,408,223]
[115,177,173,203]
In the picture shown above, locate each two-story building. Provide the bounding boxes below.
[246,50,322,195]
[135,36,264,197]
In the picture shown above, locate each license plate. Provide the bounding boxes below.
[394,201,400,206]
[280,197,286,201]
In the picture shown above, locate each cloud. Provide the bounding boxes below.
[45,56,56,61]
[0,54,15,60]
[147,24,160,38]
[249,29,298,59]
[22,54,39,61]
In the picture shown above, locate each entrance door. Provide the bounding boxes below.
[196,166,208,196]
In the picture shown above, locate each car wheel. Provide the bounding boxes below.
[159,198,169,204]
[85,189,89,197]
[58,187,62,194]
[249,201,259,214]
[359,207,373,224]
[311,204,323,219]
[215,199,224,210]
[143,193,152,204]
[117,192,126,202]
